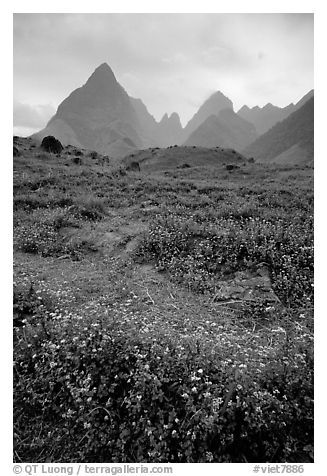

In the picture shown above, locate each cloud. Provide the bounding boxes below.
[13,101,55,129]
[13,13,313,125]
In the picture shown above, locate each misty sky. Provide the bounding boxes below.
[13,13,313,135]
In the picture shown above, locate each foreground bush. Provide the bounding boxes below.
[137,212,313,307]
[14,207,97,259]
[14,300,313,463]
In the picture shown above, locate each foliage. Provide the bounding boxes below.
[14,207,97,259]
[13,141,314,463]
[14,300,313,463]
[137,212,313,307]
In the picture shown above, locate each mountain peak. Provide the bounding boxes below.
[94,62,114,74]
[183,90,233,137]
[160,113,169,123]
[238,105,251,114]
[85,62,118,89]
[203,91,234,111]
[262,103,275,110]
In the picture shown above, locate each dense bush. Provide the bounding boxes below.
[137,212,313,307]
[41,136,64,154]
[14,207,97,259]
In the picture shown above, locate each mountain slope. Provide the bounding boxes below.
[157,112,183,146]
[33,63,143,158]
[33,63,185,156]
[183,91,233,140]
[237,90,314,135]
[184,108,257,150]
[243,96,314,165]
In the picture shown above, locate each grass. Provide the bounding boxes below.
[13,140,313,463]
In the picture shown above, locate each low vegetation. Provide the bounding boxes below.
[13,139,313,463]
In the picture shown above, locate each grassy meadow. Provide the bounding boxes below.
[13,139,313,463]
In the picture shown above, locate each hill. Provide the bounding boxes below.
[122,144,248,173]
[243,96,314,165]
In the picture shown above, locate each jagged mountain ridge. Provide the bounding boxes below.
[243,96,314,165]
[32,62,313,159]
[237,90,314,135]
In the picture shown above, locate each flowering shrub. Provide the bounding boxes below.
[137,212,313,307]
[14,207,97,259]
[14,301,313,463]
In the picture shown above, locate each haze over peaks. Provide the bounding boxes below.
[237,89,314,135]
[183,91,233,140]
[243,95,314,166]
[32,63,313,160]
[184,108,257,150]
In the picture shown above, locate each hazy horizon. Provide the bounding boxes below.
[13,13,313,136]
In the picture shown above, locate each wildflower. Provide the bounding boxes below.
[206,452,214,462]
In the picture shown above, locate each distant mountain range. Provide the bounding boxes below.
[237,90,313,135]
[32,62,313,162]
[243,96,314,165]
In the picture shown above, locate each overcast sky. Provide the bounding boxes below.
[13,13,313,135]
